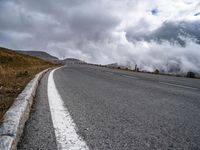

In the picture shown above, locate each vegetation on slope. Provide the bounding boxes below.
[0,47,58,123]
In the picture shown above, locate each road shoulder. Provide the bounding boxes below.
[17,71,57,150]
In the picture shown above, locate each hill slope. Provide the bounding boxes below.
[62,58,86,64]
[16,50,58,62]
[0,47,58,122]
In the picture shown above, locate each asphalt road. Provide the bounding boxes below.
[18,64,200,150]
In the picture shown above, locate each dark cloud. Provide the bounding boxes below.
[151,8,159,15]
[0,0,120,51]
[194,12,200,16]
[126,21,200,46]
[67,10,119,41]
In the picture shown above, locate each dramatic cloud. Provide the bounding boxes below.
[126,21,200,46]
[0,0,200,73]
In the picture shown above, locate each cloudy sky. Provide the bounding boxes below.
[0,0,200,73]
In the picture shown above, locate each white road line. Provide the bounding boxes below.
[48,68,89,150]
[122,75,139,80]
[159,81,198,90]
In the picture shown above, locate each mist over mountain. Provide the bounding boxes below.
[126,21,200,46]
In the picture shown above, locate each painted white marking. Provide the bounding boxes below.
[122,75,139,80]
[159,81,198,90]
[48,68,89,150]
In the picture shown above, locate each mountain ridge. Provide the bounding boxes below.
[16,50,58,62]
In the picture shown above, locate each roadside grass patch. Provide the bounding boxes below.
[0,47,60,123]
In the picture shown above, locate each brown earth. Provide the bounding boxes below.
[0,47,60,123]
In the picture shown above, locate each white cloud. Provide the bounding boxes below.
[0,0,200,73]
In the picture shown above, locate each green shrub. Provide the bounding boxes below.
[154,69,159,74]
[186,71,195,78]
[0,56,13,64]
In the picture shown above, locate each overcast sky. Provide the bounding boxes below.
[0,0,200,73]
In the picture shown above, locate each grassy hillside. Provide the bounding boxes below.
[0,47,59,123]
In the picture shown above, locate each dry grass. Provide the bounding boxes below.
[0,47,60,123]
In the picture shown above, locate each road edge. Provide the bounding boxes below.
[0,68,53,150]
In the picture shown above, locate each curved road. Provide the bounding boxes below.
[18,64,200,150]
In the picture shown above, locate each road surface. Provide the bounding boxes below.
[18,64,200,150]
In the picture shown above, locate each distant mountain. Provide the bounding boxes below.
[106,63,119,68]
[194,12,200,16]
[16,50,58,62]
[62,58,86,64]
[105,63,128,69]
